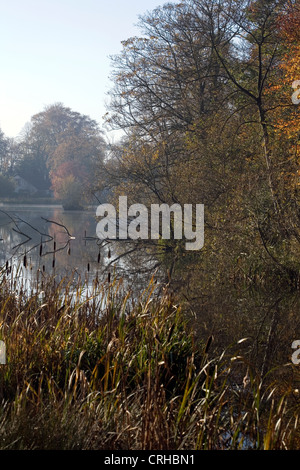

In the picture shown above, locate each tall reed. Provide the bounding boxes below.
[0,268,299,449]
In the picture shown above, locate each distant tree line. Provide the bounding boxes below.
[0,103,106,209]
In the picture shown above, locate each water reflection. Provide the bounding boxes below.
[0,204,160,294]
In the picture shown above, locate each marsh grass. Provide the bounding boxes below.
[0,268,299,450]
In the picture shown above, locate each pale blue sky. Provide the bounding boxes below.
[0,0,173,141]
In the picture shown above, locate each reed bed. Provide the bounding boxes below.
[0,268,299,450]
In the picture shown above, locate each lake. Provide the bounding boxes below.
[0,204,160,294]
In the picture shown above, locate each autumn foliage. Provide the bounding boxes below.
[271,0,300,140]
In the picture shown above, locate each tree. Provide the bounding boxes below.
[105,1,237,207]
[51,160,88,209]
[0,173,15,198]
[14,139,51,191]
[269,1,300,143]
[17,103,106,207]
[0,128,9,174]
[101,0,300,283]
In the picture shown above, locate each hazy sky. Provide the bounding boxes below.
[0,0,172,141]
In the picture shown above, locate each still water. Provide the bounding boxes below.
[0,204,159,293]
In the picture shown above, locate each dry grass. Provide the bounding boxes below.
[0,267,299,450]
